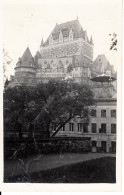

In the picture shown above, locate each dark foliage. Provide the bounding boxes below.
[4,79,94,138]
[109,33,117,51]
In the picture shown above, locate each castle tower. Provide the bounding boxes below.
[14,47,36,85]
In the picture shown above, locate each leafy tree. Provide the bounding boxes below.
[4,78,10,88]
[109,33,117,51]
[4,85,33,138]
[4,80,94,138]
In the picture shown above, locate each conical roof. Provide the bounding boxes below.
[20,47,34,67]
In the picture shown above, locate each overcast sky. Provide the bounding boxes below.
[2,0,122,77]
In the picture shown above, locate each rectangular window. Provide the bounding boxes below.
[83,123,88,133]
[61,125,65,131]
[101,110,106,117]
[69,123,74,131]
[91,109,96,117]
[111,124,116,134]
[91,123,97,133]
[77,123,83,132]
[111,110,116,117]
[52,123,56,132]
[100,123,106,133]
[92,141,96,147]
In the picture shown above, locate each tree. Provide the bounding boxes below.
[4,80,94,138]
[4,85,33,138]
[3,48,13,85]
[109,33,117,51]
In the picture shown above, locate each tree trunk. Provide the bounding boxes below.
[51,117,72,137]
[46,121,50,138]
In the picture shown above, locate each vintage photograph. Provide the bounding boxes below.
[2,0,121,185]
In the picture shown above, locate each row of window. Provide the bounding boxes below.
[36,73,65,78]
[60,123,116,134]
[49,36,73,45]
[15,78,35,83]
[41,43,80,58]
[91,123,116,134]
[91,109,116,117]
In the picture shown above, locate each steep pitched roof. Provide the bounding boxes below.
[17,47,34,67]
[92,54,115,75]
[52,19,82,37]
[44,19,89,46]
[93,54,111,67]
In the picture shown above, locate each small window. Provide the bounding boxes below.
[91,109,96,117]
[61,125,65,131]
[101,110,106,117]
[100,123,106,133]
[83,123,88,133]
[52,123,56,132]
[111,110,116,117]
[69,123,74,131]
[77,123,83,132]
[92,141,96,147]
[111,124,116,134]
[91,123,97,133]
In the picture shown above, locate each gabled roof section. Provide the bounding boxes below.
[44,19,89,46]
[95,54,111,66]
[92,54,115,74]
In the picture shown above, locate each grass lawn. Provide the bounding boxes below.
[5,157,116,183]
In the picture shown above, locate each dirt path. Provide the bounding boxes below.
[4,153,115,179]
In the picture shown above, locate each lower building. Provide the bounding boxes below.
[56,98,116,153]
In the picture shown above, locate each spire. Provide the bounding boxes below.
[41,38,44,46]
[90,36,93,45]
[80,28,83,37]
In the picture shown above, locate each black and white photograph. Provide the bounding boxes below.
[1,0,122,191]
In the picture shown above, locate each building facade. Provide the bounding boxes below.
[57,98,116,153]
[10,19,95,86]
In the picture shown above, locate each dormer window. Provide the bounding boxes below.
[59,31,63,43]
[69,29,73,41]
[49,34,53,45]
[101,65,105,73]
[106,70,111,76]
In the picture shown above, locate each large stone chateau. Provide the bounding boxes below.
[8,19,117,153]
[10,18,115,88]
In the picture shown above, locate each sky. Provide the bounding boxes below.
[2,0,122,78]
